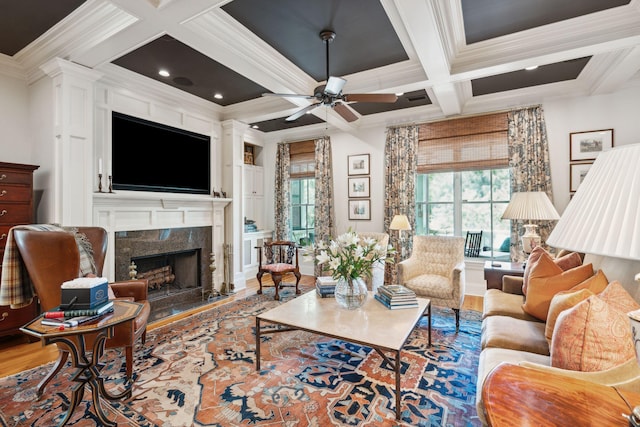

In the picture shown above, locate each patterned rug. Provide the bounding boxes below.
[0,288,482,426]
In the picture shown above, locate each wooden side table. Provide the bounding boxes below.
[483,261,525,290]
[21,300,142,427]
[482,363,640,426]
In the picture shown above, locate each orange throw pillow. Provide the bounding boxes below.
[545,288,594,345]
[522,247,582,295]
[522,253,594,321]
[571,269,609,294]
[551,295,635,372]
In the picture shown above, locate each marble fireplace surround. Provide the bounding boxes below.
[92,191,230,299]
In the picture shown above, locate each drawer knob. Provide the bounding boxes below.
[0,174,6,181]
[0,209,6,216]
[0,233,6,240]
[0,190,6,197]
[0,312,7,322]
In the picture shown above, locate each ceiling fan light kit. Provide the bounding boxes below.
[263,29,398,123]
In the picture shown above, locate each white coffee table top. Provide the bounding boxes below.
[257,291,430,351]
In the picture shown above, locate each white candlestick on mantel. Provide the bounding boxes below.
[98,158,103,174]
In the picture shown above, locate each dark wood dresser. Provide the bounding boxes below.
[0,161,39,338]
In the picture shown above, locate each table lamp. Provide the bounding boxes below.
[390,214,411,259]
[545,144,640,426]
[501,191,560,254]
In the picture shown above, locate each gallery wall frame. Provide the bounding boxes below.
[348,176,370,198]
[570,161,593,192]
[348,199,371,220]
[347,154,370,176]
[569,129,614,161]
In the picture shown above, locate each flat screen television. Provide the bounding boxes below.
[112,112,211,195]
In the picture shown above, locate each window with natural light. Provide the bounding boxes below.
[415,168,511,260]
[291,177,315,246]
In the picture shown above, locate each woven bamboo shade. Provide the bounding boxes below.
[289,140,315,178]
[417,112,509,173]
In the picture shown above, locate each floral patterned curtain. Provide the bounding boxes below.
[384,125,418,284]
[507,105,554,261]
[274,143,290,241]
[314,136,335,277]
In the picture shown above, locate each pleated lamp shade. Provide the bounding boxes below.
[501,192,560,221]
[390,214,411,231]
[547,143,640,261]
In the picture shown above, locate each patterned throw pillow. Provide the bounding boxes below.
[522,253,594,321]
[551,295,636,372]
[598,280,640,314]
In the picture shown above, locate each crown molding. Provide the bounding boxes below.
[0,54,26,80]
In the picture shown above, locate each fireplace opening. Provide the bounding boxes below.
[132,249,201,298]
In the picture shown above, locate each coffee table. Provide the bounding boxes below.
[255,291,431,420]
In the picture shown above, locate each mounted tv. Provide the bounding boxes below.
[112,112,211,195]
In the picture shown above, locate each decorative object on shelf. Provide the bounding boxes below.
[213,190,221,198]
[97,158,103,192]
[220,189,226,198]
[348,176,370,198]
[313,229,395,309]
[348,199,371,220]
[108,175,114,193]
[128,261,137,279]
[347,153,370,175]
[569,162,593,192]
[545,143,640,424]
[569,129,614,161]
[501,192,560,254]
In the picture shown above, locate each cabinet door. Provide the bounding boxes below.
[253,167,264,197]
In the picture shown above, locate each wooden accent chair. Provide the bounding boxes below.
[464,230,483,257]
[13,227,150,396]
[398,235,466,331]
[256,241,301,300]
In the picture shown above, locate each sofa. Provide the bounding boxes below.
[476,248,640,425]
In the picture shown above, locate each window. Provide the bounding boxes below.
[416,168,510,259]
[289,140,316,246]
[291,177,315,246]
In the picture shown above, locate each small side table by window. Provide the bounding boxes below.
[483,261,525,290]
[20,300,142,427]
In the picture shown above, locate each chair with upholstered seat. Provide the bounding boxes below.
[256,240,301,300]
[13,227,150,395]
[398,235,466,331]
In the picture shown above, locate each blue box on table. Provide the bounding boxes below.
[60,277,109,309]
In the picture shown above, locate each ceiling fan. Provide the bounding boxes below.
[262,30,398,123]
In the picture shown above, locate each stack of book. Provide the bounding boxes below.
[41,300,115,327]
[375,285,418,309]
[316,276,337,298]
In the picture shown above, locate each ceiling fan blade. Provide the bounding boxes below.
[343,93,398,103]
[286,103,321,121]
[262,93,315,99]
[333,103,359,122]
[324,76,347,96]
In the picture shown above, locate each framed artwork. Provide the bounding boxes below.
[569,129,614,161]
[348,177,370,198]
[348,199,371,220]
[348,154,370,175]
[570,162,593,192]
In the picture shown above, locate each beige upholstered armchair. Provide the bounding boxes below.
[357,232,389,293]
[398,235,465,330]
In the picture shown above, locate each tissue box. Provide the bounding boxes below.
[61,277,109,309]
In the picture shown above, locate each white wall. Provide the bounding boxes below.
[0,74,31,163]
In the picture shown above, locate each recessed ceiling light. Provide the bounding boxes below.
[525,65,539,71]
[158,69,170,77]
[251,125,259,129]
[395,92,404,96]
[214,93,223,99]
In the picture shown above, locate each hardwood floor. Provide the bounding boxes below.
[0,275,483,377]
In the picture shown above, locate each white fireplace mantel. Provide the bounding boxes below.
[93,191,231,290]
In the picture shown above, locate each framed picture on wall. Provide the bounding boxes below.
[570,162,593,192]
[348,177,370,198]
[569,129,614,161]
[348,199,371,220]
[348,154,370,175]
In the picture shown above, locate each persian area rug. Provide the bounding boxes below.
[0,288,482,426]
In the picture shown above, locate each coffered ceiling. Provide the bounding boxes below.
[1,0,639,134]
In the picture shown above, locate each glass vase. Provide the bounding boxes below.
[335,277,368,310]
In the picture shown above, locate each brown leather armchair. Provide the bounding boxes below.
[13,226,150,396]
